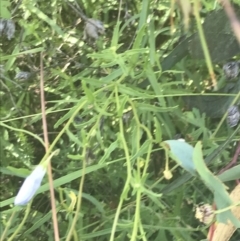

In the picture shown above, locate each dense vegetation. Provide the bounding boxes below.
[0,0,240,240]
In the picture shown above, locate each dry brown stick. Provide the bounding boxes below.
[219,0,240,44]
[40,52,60,241]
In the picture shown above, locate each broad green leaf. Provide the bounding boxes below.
[161,124,240,194]
[0,0,11,19]
[193,142,240,227]
[161,140,196,175]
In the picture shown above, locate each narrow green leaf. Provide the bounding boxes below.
[0,47,44,61]
[218,165,240,182]
[111,22,121,47]
[146,66,166,107]
[100,68,123,83]
[149,20,156,65]
[54,106,78,129]
[132,25,146,50]
[154,117,162,143]
[99,139,119,164]
[138,0,149,30]
[0,166,30,178]
[82,81,94,102]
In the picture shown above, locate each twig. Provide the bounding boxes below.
[65,0,88,21]
[65,0,103,29]
[40,52,60,241]
[11,0,23,16]
[219,0,240,44]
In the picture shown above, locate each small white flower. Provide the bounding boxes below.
[14,165,46,206]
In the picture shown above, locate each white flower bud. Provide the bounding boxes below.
[14,165,46,206]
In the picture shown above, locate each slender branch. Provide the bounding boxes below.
[65,148,86,241]
[40,52,60,241]
[219,0,240,44]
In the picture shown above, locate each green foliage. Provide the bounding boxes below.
[0,0,11,19]
[0,0,240,241]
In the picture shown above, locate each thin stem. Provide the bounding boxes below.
[40,52,60,241]
[193,0,217,90]
[0,211,16,241]
[8,203,32,241]
[109,84,132,241]
[65,148,86,241]
[130,190,141,241]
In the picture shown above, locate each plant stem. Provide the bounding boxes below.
[193,0,217,90]
[0,211,16,241]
